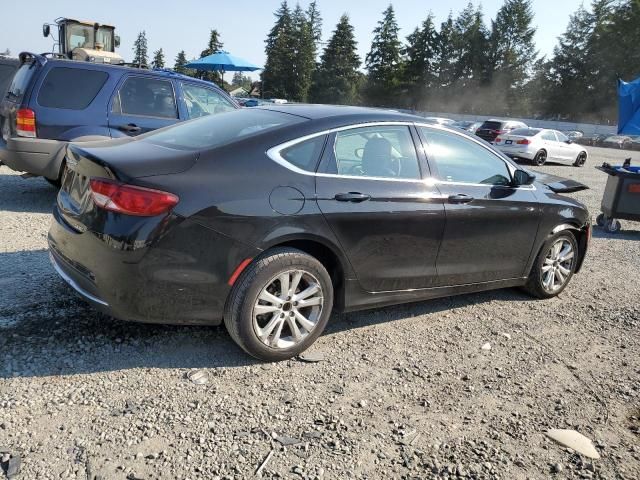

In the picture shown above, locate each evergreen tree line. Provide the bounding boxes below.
[130,0,640,123]
[261,0,640,123]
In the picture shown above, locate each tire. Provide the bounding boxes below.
[523,231,578,299]
[605,218,621,233]
[596,213,606,227]
[533,150,547,166]
[573,151,587,167]
[224,247,334,361]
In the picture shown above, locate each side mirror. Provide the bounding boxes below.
[114,35,121,48]
[513,169,536,186]
[565,139,573,144]
[354,147,364,159]
[42,24,50,37]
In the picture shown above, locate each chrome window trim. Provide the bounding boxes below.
[266,121,536,190]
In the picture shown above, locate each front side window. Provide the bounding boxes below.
[114,76,177,118]
[38,67,108,110]
[182,83,236,119]
[420,127,511,186]
[331,125,421,180]
[556,131,569,142]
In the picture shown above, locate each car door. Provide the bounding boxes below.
[553,131,574,160]
[540,130,562,159]
[417,125,542,286]
[315,124,446,292]
[108,75,180,137]
[177,81,237,119]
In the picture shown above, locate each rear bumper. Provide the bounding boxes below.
[499,147,536,160]
[0,136,66,179]
[48,205,260,325]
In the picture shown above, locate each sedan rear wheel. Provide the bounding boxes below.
[534,150,547,166]
[224,248,333,361]
[524,232,578,299]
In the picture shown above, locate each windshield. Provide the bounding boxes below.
[66,23,94,50]
[510,128,540,137]
[96,27,114,51]
[140,109,306,150]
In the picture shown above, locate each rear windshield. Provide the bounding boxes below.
[141,109,306,150]
[0,63,17,97]
[479,121,504,130]
[38,67,108,110]
[7,61,37,101]
[510,128,540,137]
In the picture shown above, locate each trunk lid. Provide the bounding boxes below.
[57,140,196,232]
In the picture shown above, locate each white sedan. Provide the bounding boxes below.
[494,128,589,167]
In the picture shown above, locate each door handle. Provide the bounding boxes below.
[448,194,474,204]
[334,192,371,202]
[119,123,142,133]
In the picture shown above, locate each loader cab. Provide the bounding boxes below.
[43,18,124,65]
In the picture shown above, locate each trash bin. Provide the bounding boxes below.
[595,164,640,233]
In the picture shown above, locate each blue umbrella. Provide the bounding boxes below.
[618,76,640,135]
[186,50,261,88]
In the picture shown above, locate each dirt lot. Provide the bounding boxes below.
[0,147,638,480]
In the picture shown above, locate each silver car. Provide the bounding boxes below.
[494,128,589,167]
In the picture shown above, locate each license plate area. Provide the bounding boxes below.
[505,140,513,145]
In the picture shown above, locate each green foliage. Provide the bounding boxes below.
[151,48,165,69]
[262,1,296,99]
[306,0,323,48]
[198,29,224,85]
[365,5,403,106]
[173,50,196,77]
[310,14,362,104]
[402,14,439,109]
[132,31,148,67]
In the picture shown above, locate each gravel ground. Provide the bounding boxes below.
[0,147,639,480]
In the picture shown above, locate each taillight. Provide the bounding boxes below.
[89,178,179,216]
[516,139,532,145]
[16,108,36,138]
[495,137,503,143]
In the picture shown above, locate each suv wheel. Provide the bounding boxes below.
[224,248,333,361]
[524,231,578,299]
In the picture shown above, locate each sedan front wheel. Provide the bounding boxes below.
[224,248,334,361]
[524,232,578,299]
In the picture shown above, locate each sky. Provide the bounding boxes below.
[1,0,583,80]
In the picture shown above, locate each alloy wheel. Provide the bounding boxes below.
[252,269,324,349]
[541,238,574,293]
[535,151,547,165]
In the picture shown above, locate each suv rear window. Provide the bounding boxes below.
[38,67,108,109]
[0,64,17,97]
[7,61,37,101]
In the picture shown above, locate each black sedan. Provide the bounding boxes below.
[49,105,591,361]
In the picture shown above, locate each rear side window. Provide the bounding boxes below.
[114,76,177,118]
[281,135,326,172]
[541,131,557,141]
[7,62,37,101]
[38,67,108,109]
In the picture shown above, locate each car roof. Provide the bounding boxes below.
[20,52,224,91]
[255,103,428,123]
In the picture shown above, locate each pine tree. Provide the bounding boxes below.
[290,3,316,102]
[199,29,224,85]
[432,14,457,111]
[132,31,148,67]
[262,1,296,98]
[487,0,537,115]
[365,5,402,106]
[151,48,165,69]
[174,50,188,73]
[310,14,361,105]
[402,14,439,110]
[306,0,323,49]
